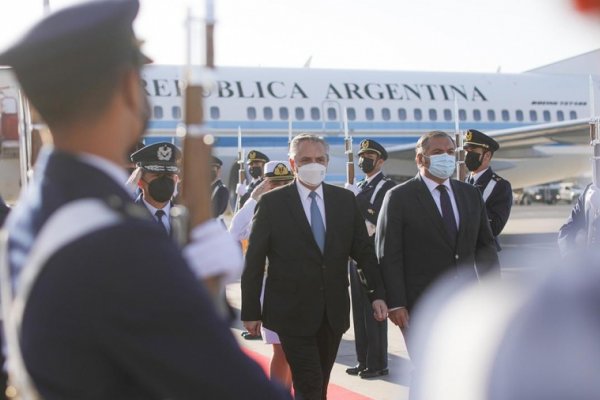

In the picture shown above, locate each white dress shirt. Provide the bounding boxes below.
[421,174,460,230]
[141,198,172,234]
[295,180,326,230]
[468,167,490,184]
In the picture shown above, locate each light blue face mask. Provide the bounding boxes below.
[426,153,456,180]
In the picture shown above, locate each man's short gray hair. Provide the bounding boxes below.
[289,133,330,160]
[416,130,455,155]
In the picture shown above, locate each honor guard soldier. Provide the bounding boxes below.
[345,139,396,379]
[131,142,181,235]
[236,150,270,207]
[210,156,230,223]
[0,1,290,399]
[464,129,513,249]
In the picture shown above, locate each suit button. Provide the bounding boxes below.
[455,254,459,260]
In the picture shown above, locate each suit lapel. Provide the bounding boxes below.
[414,175,454,249]
[285,181,322,253]
[451,180,468,242]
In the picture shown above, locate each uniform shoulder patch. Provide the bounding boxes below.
[492,174,503,182]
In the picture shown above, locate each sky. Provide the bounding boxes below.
[1,0,600,73]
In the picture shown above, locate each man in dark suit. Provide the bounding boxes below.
[344,139,396,379]
[236,149,269,208]
[210,156,230,221]
[242,133,388,400]
[463,129,513,249]
[1,1,290,399]
[131,142,181,236]
[376,130,499,349]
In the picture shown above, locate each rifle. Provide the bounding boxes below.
[235,126,245,211]
[454,98,467,181]
[343,107,354,185]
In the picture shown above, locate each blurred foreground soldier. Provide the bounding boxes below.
[344,139,395,379]
[376,130,499,352]
[210,156,230,222]
[463,129,512,249]
[0,1,290,399]
[131,142,181,235]
[237,149,269,207]
[242,134,387,400]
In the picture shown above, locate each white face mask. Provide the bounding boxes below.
[297,163,327,186]
[426,153,456,180]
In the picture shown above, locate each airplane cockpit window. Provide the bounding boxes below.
[458,109,466,121]
[516,110,524,122]
[529,110,538,122]
[443,109,452,121]
[473,109,481,121]
[295,107,305,120]
[501,110,510,121]
[557,110,564,121]
[487,110,496,121]
[366,108,375,121]
[310,107,320,121]
[398,108,407,121]
[209,106,220,120]
[429,109,437,121]
[327,107,337,121]
[347,107,357,121]
[153,106,163,120]
[264,107,273,120]
[570,111,577,120]
[543,110,551,122]
[172,106,182,120]
[414,108,422,121]
[279,107,289,120]
[247,107,257,120]
[382,108,391,121]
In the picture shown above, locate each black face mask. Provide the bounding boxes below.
[359,157,376,174]
[465,151,483,172]
[148,175,175,203]
[249,166,263,179]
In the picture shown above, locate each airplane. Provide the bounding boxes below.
[1,49,599,203]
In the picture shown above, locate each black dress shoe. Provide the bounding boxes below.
[359,368,389,379]
[345,365,367,376]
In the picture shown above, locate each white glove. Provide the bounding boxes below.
[184,219,244,284]
[344,182,360,196]
[236,183,247,196]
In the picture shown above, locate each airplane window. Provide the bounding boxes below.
[327,107,337,121]
[516,110,524,122]
[557,110,564,121]
[501,110,510,121]
[414,108,422,121]
[529,110,538,122]
[459,109,466,121]
[473,109,481,121]
[366,108,375,121]
[570,111,577,120]
[543,110,551,122]
[428,109,437,121]
[153,106,163,120]
[347,107,357,121]
[398,108,407,121]
[264,107,273,120]
[443,109,452,121]
[310,107,320,121]
[487,110,496,121]
[382,108,391,121]
[172,106,182,119]
[209,106,219,120]
[247,107,257,120]
[279,107,289,120]
[295,107,305,120]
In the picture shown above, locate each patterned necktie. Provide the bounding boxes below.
[155,209,168,233]
[309,191,326,253]
[437,185,457,243]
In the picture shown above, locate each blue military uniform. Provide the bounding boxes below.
[238,150,269,208]
[211,156,230,219]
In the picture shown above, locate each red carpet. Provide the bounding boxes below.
[243,348,373,400]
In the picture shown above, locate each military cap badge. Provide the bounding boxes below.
[157,145,172,161]
[248,151,256,160]
[465,131,473,142]
[274,163,289,176]
[361,140,370,150]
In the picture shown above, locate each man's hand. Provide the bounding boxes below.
[371,299,388,321]
[388,308,409,328]
[344,182,360,196]
[236,183,247,196]
[243,320,262,336]
[250,180,274,201]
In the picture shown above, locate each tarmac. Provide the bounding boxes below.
[226,203,574,400]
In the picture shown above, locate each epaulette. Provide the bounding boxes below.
[491,174,503,182]
[104,195,150,220]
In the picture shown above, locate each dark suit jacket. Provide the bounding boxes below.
[211,179,230,218]
[241,180,383,337]
[6,150,289,400]
[376,174,499,311]
[356,172,396,226]
[473,168,512,237]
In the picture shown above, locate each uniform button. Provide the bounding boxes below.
[455,254,459,260]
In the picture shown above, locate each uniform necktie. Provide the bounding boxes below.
[467,176,475,185]
[155,209,168,233]
[309,191,326,253]
[437,185,457,243]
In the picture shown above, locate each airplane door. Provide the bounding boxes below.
[321,101,342,133]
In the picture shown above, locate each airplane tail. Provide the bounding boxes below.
[526,48,600,74]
